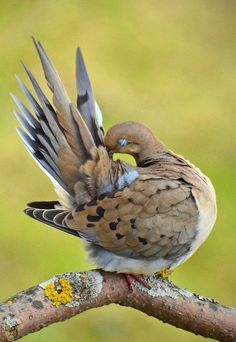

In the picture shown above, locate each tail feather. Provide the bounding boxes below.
[27,201,60,209]
[53,211,69,225]
[25,206,79,237]
[42,208,65,222]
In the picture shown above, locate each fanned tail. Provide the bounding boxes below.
[25,201,80,237]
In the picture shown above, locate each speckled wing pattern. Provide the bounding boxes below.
[13,39,200,267]
[67,176,198,261]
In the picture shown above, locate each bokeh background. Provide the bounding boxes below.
[0,1,235,341]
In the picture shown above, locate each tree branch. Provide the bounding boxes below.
[0,270,235,341]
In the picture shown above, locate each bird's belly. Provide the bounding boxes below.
[85,242,172,274]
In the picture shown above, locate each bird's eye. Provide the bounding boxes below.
[118,138,128,147]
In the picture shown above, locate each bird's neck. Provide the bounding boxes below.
[135,138,167,166]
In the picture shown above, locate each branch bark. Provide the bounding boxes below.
[0,270,235,341]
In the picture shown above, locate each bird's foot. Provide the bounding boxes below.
[155,268,171,279]
[124,273,151,290]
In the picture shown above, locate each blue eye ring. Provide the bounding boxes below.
[118,138,128,147]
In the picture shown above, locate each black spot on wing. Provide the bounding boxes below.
[75,204,85,212]
[87,223,95,228]
[130,218,136,229]
[96,206,105,216]
[77,92,88,106]
[138,237,148,245]
[109,222,118,230]
[87,215,101,222]
[116,233,124,240]
[87,206,105,222]
[87,198,97,207]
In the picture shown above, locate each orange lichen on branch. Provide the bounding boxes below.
[156,268,172,279]
[44,278,74,307]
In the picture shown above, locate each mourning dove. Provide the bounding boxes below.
[13,39,217,282]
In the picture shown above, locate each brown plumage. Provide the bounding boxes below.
[13,39,217,275]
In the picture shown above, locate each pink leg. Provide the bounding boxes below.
[124,273,151,290]
[124,274,133,289]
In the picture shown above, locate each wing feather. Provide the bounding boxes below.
[14,39,107,209]
[76,48,104,146]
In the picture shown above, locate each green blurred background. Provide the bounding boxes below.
[0,1,235,341]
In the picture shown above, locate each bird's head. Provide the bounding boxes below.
[104,121,166,164]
